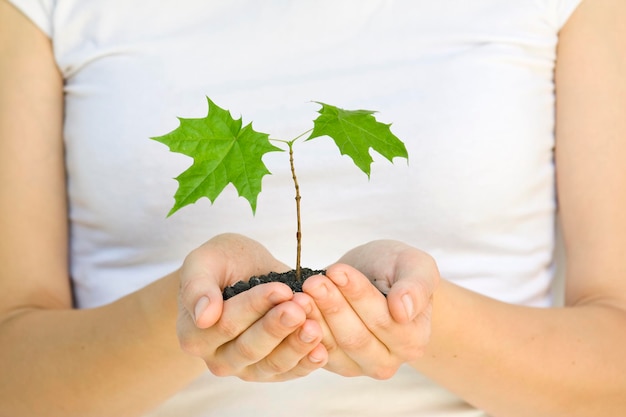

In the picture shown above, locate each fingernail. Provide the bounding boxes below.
[194,296,210,324]
[402,294,415,320]
[332,271,348,287]
[280,312,300,327]
[310,283,329,299]
[299,329,316,343]
[268,290,289,304]
[309,354,324,364]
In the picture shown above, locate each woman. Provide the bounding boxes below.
[1,0,625,416]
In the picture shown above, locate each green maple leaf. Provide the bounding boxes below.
[151,97,282,216]
[307,102,408,177]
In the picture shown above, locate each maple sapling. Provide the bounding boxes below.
[152,98,408,296]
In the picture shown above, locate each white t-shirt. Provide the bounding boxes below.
[9,1,582,416]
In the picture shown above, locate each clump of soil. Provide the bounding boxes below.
[222,268,326,300]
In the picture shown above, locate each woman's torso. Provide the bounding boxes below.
[10,1,581,415]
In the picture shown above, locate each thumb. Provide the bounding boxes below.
[178,233,291,329]
[178,248,227,329]
[387,249,439,324]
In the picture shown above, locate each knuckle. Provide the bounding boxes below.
[260,355,289,375]
[370,313,393,331]
[216,316,241,340]
[260,316,290,339]
[233,338,260,362]
[263,305,304,336]
[336,331,371,351]
[321,303,342,315]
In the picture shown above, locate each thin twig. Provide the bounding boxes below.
[287,141,302,281]
[270,129,312,282]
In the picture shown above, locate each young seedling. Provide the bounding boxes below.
[152,98,408,291]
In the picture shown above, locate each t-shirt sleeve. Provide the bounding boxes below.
[554,0,585,30]
[6,0,54,37]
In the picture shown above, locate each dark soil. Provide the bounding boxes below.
[222,268,326,300]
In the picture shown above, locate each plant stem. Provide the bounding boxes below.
[271,129,312,282]
[286,141,303,282]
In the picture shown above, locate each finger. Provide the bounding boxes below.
[179,233,291,329]
[323,265,429,364]
[291,291,361,377]
[216,300,306,371]
[334,240,439,324]
[303,274,394,378]
[386,279,432,324]
[386,249,439,324]
[216,282,296,345]
[324,264,394,330]
[291,291,343,358]
[178,246,230,329]
[178,282,294,360]
[242,319,328,381]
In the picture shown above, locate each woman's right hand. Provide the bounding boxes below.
[176,233,328,382]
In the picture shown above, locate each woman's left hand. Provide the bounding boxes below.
[299,240,439,379]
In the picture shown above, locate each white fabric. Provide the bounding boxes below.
[8,0,582,415]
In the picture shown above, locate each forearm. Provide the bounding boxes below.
[412,279,626,417]
[0,272,205,417]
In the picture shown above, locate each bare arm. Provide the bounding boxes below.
[411,0,626,415]
[307,0,626,415]
[0,3,205,416]
[0,4,329,416]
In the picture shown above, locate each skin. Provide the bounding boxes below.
[184,235,432,382]
[1,0,624,416]
[190,0,626,415]
[176,233,330,382]
[300,242,437,379]
[0,3,326,416]
[301,0,626,415]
